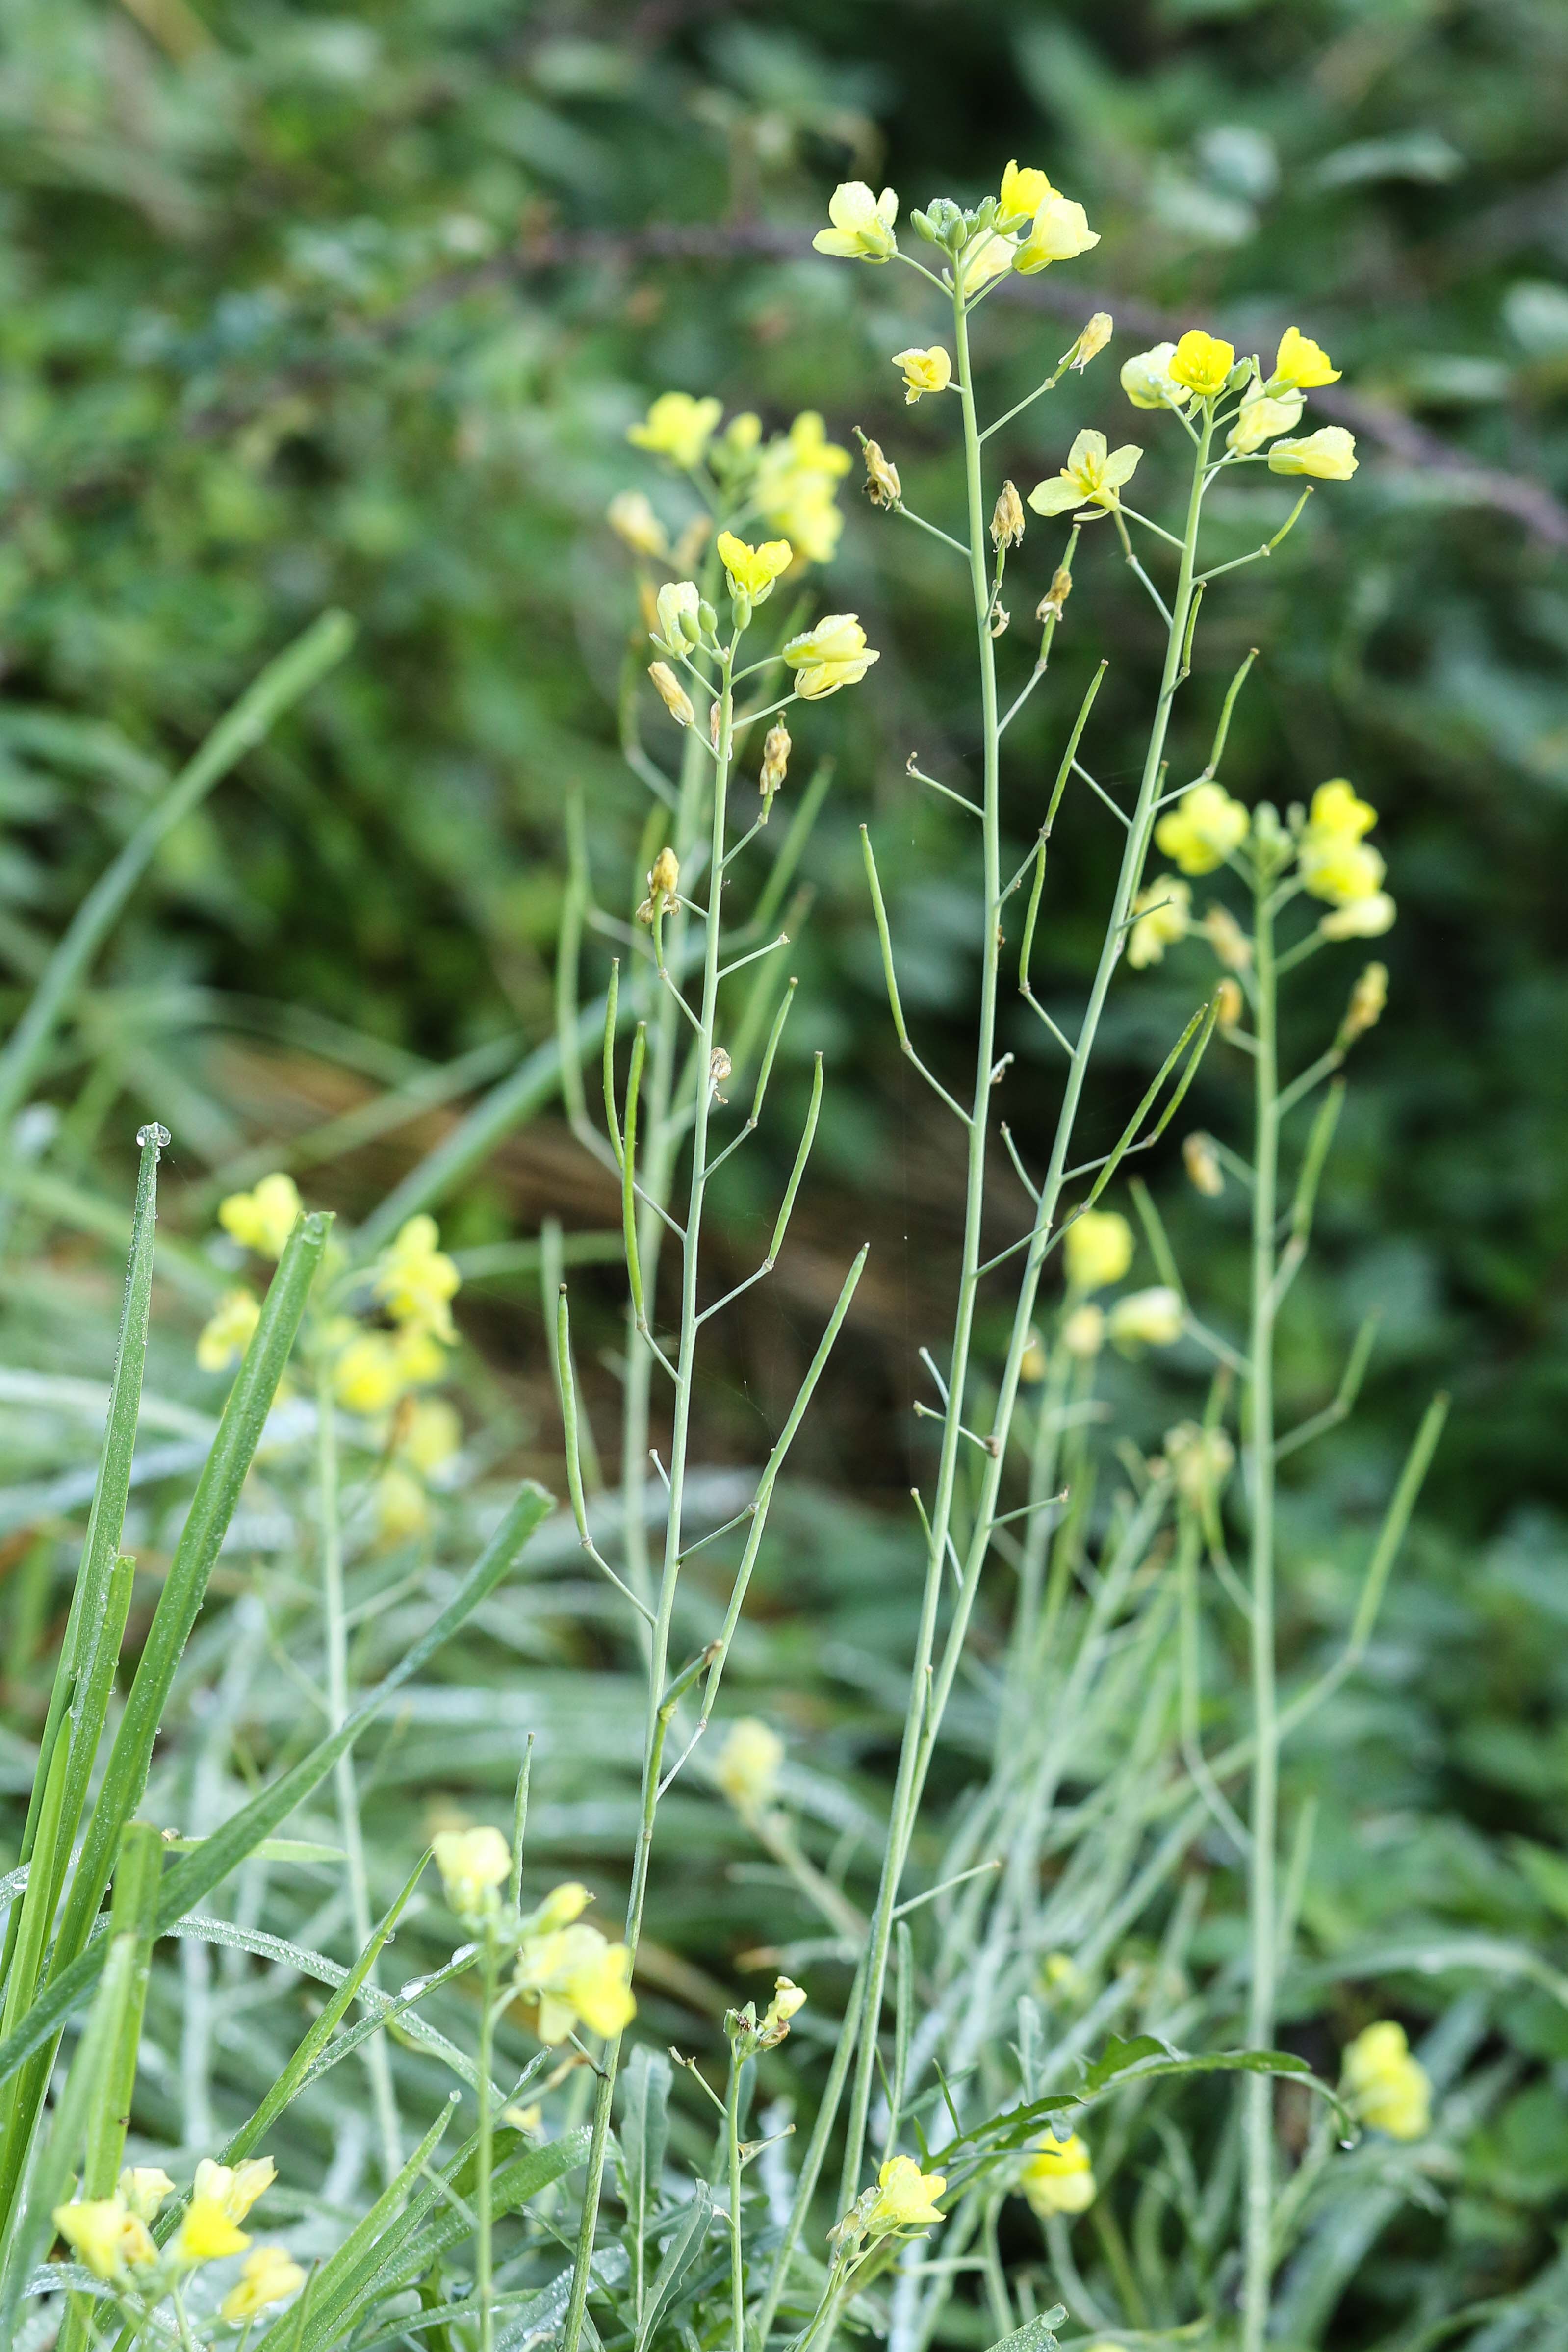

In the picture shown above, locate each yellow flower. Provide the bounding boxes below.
[1267,426,1358,480]
[959,229,1017,294]
[716,1717,784,1816]
[374,1214,460,1342]
[400,1395,462,1474]
[1304,778,1376,842]
[332,1330,406,1416]
[515,1920,636,2043]
[193,2156,276,2224]
[196,1286,260,1374]
[220,2246,308,2323]
[1020,2130,1096,2217]
[432,1824,512,1917]
[1203,903,1253,971]
[891,344,952,404]
[1228,388,1304,454]
[1168,329,1236,399]
[523,1880,592,1933]
[1183,1132,1224,1197]
[1066,311,1114,370]
[174,2195,251,2264]
[606,490,669,559]
[1320,891,1396,940]
[628,392,723,470]
[1270,324,1341,390]
[717,531,793,603]
[1062,1304,1105,1359]
[119,2166,175,2222]
[783,613,879,698]
[754,412,851,563]
[1121,342,1193,411]
[1063,1209,1133,1295]
[653,578,701,652]
[866,2154,947,2232]
[1344,2020,1431,2140]
[812,180,899,263]
[1014,192,1100,273]
[998,159,1053,226]
[53,2196,157,2280]
[393,1324,448,1387]
[1108,1286,1184,1351]
[218,1172,302,1259]
[1028,428,1142,518]
[373,1467,430,1545]
[1297,781,1384,909]
[1127,876,1192,968]
[764,1975,807,2029]
[1155,783,1250,875]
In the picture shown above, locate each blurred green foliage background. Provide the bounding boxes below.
[4,0,1568,2322]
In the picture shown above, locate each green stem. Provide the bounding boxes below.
[726,2046,747,2352]
[477,1929,498,2352]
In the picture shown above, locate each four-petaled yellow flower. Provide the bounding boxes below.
[514,1916,636,2044]
[219,1172,302,1259]
[783,614,880,698]
[1127,877,1192,968]
[1229,388,1304,454]
[220,2245,308,2323]
[193,2155,276,2223]
[1298,779,1384,907]
[52,2195,157,2280]
[813,181,899,263]
[1168,330,1236,399]
[1020,2130,1096,2217]
[1108,1286,1184,1351]
[1155,783,1250,876]
[998,159,1053,226]
[174,2195,250,2265]
[374,1214,461,1343]
[1270,324,1340,390]
[1063,1209,1133,1295]
[628,392,723,471]
[892,344,952,404]
[196,1286,260,1375]
[716,1717,784,1817]
[1028,429,1142,517]
[1343,2019,1431,2140]
[433,1823,512,1917]
[1268,425,1357,480]
[866,2154,947,2232]
[1121,342,1193,411]
[716,531,793,603]
[1014,192,1100,273]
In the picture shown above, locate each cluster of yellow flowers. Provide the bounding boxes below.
[832,2153,948,2252]
[621,394,852,566]
[1061,1209,1183,1354]
[1121,323,1357,480]
[1132,776,1393,967]
[813,158,1098,289]
[1020,2128,1097,2219]
[53,2156,303,2322]
[1343,2019,1432,2140]
[429,1832,637,2046]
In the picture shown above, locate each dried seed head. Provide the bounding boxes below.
[760,720,792,800]
[710,698,722,749]
[709,1046,732,1100]
[989,602,1010,638]
[1036,567,1073,625]
[1182,1131,1224,1197]
[647,662,694,729]
[862,437,901,509]
[1202,902,1254,970]
[1067,311,1113,371]
[991,479,1026,551]
[1343,959,1388,1041]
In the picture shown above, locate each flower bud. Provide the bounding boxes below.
[654,579,702,653]
[1067,312,1113,371]
[991,480,1026,551]
[1215,977,1244,1029]
[1342,960,1388,1042]
[647,662,694,729]
[862,437,901,510]
[1037,568,1073,625]
[760,720,791,804]
[649,847,679,902]
[1182,1132,1224,1197]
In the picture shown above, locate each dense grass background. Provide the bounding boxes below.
[4,0,1568,2335]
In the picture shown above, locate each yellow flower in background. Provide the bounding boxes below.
[1014,192,1100,272]
[628,391,723,470]
[866,2154,947,2232]
[53,2196,156,2280]
[1168,329,1236,399]
[1229,388,1304,454]
[524,1880,592,1933]
[998,159,1053,224]
[174,2195,250,2264]
[1108,1286,1184,1351]
[1155,783,1250,875]
[783,613,879,698]
[754,411,851,563]
[1298,780,1384,908]
[1270,324,1341,390]
[1321,891,1396,939]
[219,1171,301,1259]
[717,531,793,602]
[1021,2130,1096,2217]
[812,180,899,262]
[1268,426,1358,480]
[1121,342,1193,411]
[1344,2020,1431,2139]
[375,1214,460,1342]
[197,1286,260,1374]
[606,489,669,559]
[1062,1304,1105,1359]
[1164,1420,1236,1509]
[892,344,953,403]
[716,1716,784,1816]
[393,1323,448,1388]
[433,1823,512,1917]
[332,1330,405,1416]
[515,1920,636,2043]
[119,2166,175,2222]
[193,2156,276,2224]
[374,1467,430,1544]
[1304,778,1376,844]
[1127,876,1192,968]
[401,1395,462,1474]
[1028,428,1142,517]
[1063,1209,1133,1295]
[220,2246,308,2323]
[1066,311,1114,370]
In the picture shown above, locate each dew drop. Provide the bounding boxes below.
[136,1122,171,1150]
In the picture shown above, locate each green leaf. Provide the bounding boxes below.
[984,2306,1067,2352]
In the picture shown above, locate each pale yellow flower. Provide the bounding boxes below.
[783,613,879,698]
[1343,960,1388,1040]
[1062,1304,1106,1359]
[1063,1209,1133,1295]
[958,230,1017,294]
[218,1172,302,1259]
[1344,2020,1431,2140]
[1108,1286,1184,1351]
[374,1214,460,1342]
[764,1975,807,2028]
[606,490,669,559]
[1268,426,1358,480]
[515,1920,636,2043]
[400,1395,462,1474]
[1121,342,1193,411]
[1020,2130,1096,2217]
[753,412,851,563]
[812,181,899,263]
[1296,780,1384,908]
[866,2154,947,2232]
[220,2246,307,2323]
[648,662,695,729]
[523,1880,592,1934]
[716,1717,784,1816]
[1320,891,1396,940]
[717,531,793,602]
[1027,428,1142,517]
[119,2166,176,2223]
[173,2196,250,2264]
[628,392,723,470]
[653,578,701,652]
[1183,1133,1224,1197]
[196,1286,260,1374]
[193,2156,276,2224]
[1067,311,1113,370]
[53,2196,157,2280]
[373,1467,430,1545]
[998,159,1053,226]
[891,344,952,404]
[1269,324,1341,390]
[1228,387,1304,454]
[433,1824,512,1917]
[332,1329,407,1416]
[1014,192,1100,273]
[1127,876,1192,968]
[1155,783,1250,875]
[1168,329,1236,399]
[1164,1420,1234,1507]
